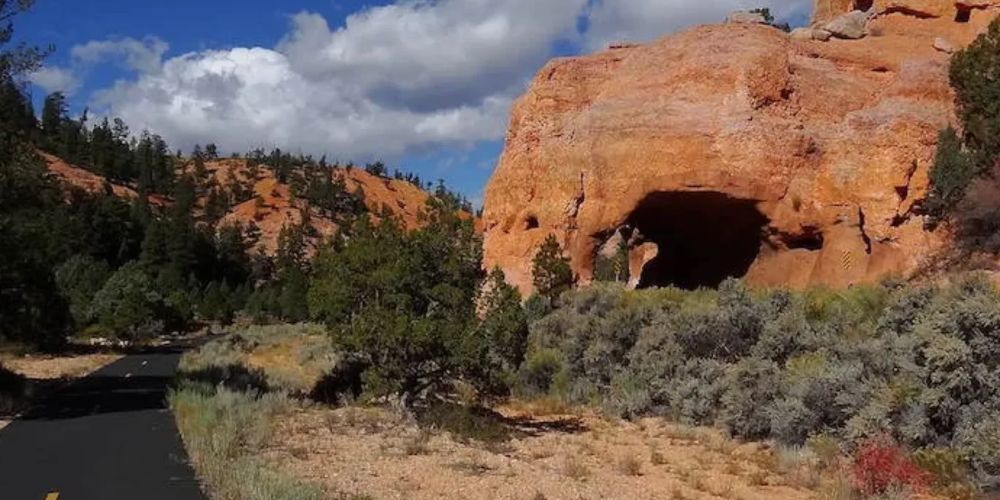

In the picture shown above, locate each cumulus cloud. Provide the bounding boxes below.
[71,37,169,73]
[82,0,814,162]
[278,0,585,111]
[93,46,513,159]
[95,0,586,160]
[584,0,813,51]
[29,66,80,95]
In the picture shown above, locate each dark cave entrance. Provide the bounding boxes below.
[626,191,769,290]
[854,0,874,11]
[955,6,972,22]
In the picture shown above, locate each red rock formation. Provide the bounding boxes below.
[43,152,169,207]
[46,153,447,256]
[482,0,1000,294]
[206,159,437,254]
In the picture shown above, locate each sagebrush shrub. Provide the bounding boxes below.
[520,276,1000,486]
[515,348,565,398]
[720,357,782,439]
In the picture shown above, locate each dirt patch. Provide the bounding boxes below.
[1,353,121,380]
[263,404,827,500]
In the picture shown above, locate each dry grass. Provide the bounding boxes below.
[617,453,643,476]
[1,353,121,380]
[175,331,839,500]
[403,430,433,456]
[649,445,666,466]
[271,403,824,500]
[563,455,591,480]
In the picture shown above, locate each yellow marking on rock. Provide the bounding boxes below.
[45,493,59,500]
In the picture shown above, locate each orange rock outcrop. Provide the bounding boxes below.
[43,152,170,207]
[46,153,441,256]
[482,0,1000,294]
[206,159,436,254]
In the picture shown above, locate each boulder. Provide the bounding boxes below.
[933,37,956,53]
[481,1,1000,294]
[812,28,833,41]
[823,10,871,39]
[790,27,816,40]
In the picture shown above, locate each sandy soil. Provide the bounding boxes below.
[2,353,121,380]
[263,403,834,500]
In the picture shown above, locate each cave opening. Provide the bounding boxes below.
[955,6,971,22]
[854,0,874,11]
[626,191,769,290]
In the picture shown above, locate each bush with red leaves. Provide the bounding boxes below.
[852,437,930,496]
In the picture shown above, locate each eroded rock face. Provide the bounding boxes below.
[482,0,1000,294]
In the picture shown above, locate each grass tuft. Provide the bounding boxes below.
[169,386,324,500]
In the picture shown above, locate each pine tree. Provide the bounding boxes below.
[531,234,573,300]
[40,91,66,146]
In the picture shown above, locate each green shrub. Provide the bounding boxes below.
[912,447,976,495]
[665,358,726,425]
[924,18,1000,222]
[950,18,1000,169]
[955,409,1000,485]
[88,262,171,340]
[925,128,976,221]
[720,357,782,439]
[522,276,1000,487]
[515,348,565,398]
[532,234,573,301]
[459,268,529,398]
[54,255,111,326]
[309,209,525,405]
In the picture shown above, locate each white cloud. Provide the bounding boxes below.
[84,0,814,163]
[72,37,169,73]
[277,0,586,111]
[94,0,586,160]
[94,46,513,159]
[584,0,813,51]
[29,66,80,95]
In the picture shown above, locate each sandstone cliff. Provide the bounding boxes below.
[482,0,1000,294]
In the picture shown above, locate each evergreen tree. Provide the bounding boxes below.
[951,18,1000,171]
[0,79,34,135]
[54,255,111,326]
[532,234,574,300]
[308,203,486,404]
[0,0,70,349]
[460,267,529,397]
[40,91,65,146]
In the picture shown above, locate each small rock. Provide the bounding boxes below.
[790,27,815,41]
[726,11,767,25]
[823,10,870,39]
[812,29,833,41]
[933,37,956,54]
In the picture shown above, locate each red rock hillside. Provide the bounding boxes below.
[46,153,449,256]
[482,0,1000,294]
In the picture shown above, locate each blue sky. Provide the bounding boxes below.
[20,0,811,203]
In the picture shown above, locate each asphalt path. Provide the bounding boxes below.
[0,343,205,500]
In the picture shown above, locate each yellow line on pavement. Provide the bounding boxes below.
[45,493,59,500]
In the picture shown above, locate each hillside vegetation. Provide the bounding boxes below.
[0,0,473,352]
